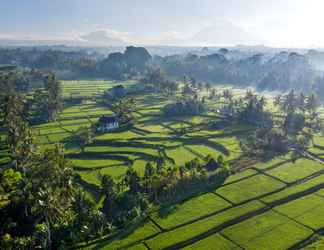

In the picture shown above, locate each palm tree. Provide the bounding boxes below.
[205,83,211,94]
[29,145,74,249]
[45,73,62,121]
[273,94,281,107]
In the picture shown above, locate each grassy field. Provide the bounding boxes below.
[222,210,313,250]
[274,193,324,230]
[145,201,265,250]
[215,174,287,204]
[3,80,324,249]
[182,233,240,250]
[37,80,245,187]
[150,193,231,229]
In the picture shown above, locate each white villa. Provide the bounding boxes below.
[96,115,119,132]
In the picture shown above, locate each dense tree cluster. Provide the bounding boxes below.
[153,50,324,101]
[238,90,321,158]
[0,90,109,248]
[0,48,99,79]
[162,97,206,117]
[0,46,152,80]
[98,155,230,228]
[98,46,152,80]
[141,68,178,96]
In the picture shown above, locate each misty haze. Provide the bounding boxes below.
[1,1,324,250]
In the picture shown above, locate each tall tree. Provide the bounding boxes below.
[3,94,33,169]
[45,73,62,121]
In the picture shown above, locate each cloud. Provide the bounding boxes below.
[80,29,129,46]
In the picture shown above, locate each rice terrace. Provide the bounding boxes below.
[2,76,324,249]
[2,1,324,249]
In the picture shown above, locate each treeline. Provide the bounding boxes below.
[3,45,324,100]
[153,50,324,101]
[217,89,322,159]
[0,68,63,125]
[0,46,151,80]
[0,69,110,248]
[99,155,230,228]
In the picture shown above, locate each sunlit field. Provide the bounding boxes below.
[9,80,322,249]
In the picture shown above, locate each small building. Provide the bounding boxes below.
[96,115,119,132]
[217,106,234,117]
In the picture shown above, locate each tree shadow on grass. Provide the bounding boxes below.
[80,219,153,250]
[65,152,134,166]
[66,150,158,164]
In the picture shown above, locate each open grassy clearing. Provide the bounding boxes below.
[274,193,324,230]
[222,168,258,185]
[83,220,160,250]
[317,188,324,197]
[265,158,324,183]
[252,153,292,170]
[151,192,231,230]
[61,80,136,98]
[145,200,264,250]
[222,210,313,250]
[303,236,324,250]
[261,174,324,204]
[215,173,286,204]
[182,233,240,250]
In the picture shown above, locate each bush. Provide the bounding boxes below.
[162,98,206,116]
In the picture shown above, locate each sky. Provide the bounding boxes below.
[1,0,324,47]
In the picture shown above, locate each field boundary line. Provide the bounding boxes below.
[149,170,324,234]
[219,232,244,249]
[148,182,324,250]
[288,228,324,250]
[212,192,236,205]
[252,167,289,185]
[272,206,316,232]
[148,217,165,232]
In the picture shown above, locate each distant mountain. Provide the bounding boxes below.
[190,21,261,46]
[80,30,126,46]
[159,20,262,47]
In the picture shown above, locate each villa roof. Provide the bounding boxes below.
[98,115,118,124]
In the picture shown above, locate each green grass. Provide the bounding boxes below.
[265,158,324,183]
[303,236,324,250]
[72,158,125,169]
[32,80,244,188]
[253,154,292,170]
[222,169,258,185]
[78,166,131,186]
[84,221,160,250]
[317,188,324,197]
[261,174,324,204]
[222,210,313,250]
[28,82,324,249]
[274,193,324,230]
[166,146,198,166]
[182,233,239,250]
[126,243,148,250]
[215,174,286,204]
[151,193,231,229]
[145,200,264,250]
[313,135,324,147]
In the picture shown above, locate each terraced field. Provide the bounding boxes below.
[82,158,324,250]
[30,81,247,190]
[2,80,324,249]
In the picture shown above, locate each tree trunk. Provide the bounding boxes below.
[45,216,52,250]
